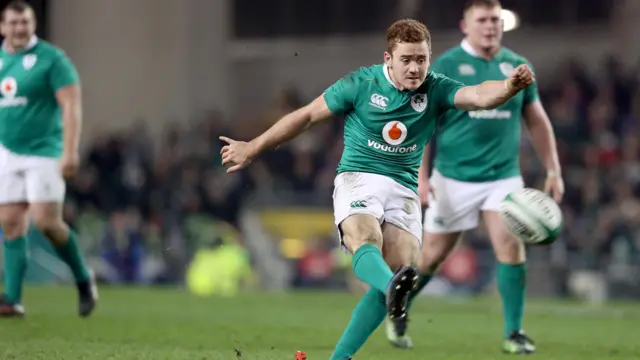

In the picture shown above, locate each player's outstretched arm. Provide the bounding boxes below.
[220,95,334,173]
[248,94,333,155]
[523,101,564,202]
[453,64,535,111]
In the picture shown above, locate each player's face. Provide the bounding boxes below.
[462,5,503,51]
[384,41,430,91]
[1,9,36,49]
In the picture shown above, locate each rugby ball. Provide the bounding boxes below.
[499,188,563,245]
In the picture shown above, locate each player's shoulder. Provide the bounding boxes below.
[418,71,457,96]
[425,71,446,82]
[33,39,71,60]
[425,70,459,85]
[347,64,385,85]
[336,64,392,94]
[498,47,531,66]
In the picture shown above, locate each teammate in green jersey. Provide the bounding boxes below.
[385,0,563,354]
[220,18,534,360]
[0,0,97,318]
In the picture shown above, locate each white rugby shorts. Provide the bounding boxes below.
[423,169,523,233]
[0,144,66,204]
[333,172,423,245]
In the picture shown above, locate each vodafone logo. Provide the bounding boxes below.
[0,77,17,98]
[381,121,407,145]
[0,76,27,107]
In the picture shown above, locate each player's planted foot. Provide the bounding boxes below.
[502,330,536,354]
[385,266,418,338]
[77,269,98,317]
[385,317,413,349]
[0,294,25,318]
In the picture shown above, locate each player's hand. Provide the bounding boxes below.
[506,64,535,92]
[543,173,564,203]
[417,181,433,206]
[60,151,80,180]
[220,136,257,174]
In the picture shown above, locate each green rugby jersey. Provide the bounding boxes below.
[432,40,539,182]
[0,36,79,158]
[324,64,464,193]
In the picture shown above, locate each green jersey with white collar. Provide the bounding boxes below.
[432,40,539,182]
[324,64,464,193]
[0,36,79,158]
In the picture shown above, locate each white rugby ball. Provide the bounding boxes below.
[499,188,563,245]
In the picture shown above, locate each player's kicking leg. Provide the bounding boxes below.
[0,202,29,318]
[386,170,477,348]
[483,210,534,354]
[386,230,461,348]
[329,214,418,360]
[380,222,420,346]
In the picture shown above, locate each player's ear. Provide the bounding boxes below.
[383,51,392,67]
[459,19,468,35]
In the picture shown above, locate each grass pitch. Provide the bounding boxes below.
[0,287,637,359]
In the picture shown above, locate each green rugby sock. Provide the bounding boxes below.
[351,244,394,293]
[53,230,90,283]
[330,288,386,360]
[3,236,28,303]
[406,272,433,311]
[497,262,526,338]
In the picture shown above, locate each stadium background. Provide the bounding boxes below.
[0,0,639,358]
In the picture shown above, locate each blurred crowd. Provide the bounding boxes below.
[61,55,640,295]
[526,56,640,267]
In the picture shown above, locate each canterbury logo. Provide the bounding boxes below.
[350,200,367,208]
[369,94,388,110]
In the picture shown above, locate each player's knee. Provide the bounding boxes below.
[492,234,526,264]
[384,238,419,271]
[418,232,459,273]
[31,210,65,239]
[351,227,383,252]
[0,208,28,239]
[340,216,383,253]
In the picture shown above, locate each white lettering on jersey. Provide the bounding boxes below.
[367,139,418,154]
[468,109,512,119]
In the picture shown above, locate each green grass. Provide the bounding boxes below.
[0,287,638,359]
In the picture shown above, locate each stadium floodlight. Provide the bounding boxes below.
[501,9,520,32]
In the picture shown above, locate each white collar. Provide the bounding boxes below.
[2,35,38,54]
[461,39,503,60]
[460,39,480,58]
[383,64,400,90]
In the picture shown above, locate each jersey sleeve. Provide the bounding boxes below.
[522,60,539,105]
[49,51,80,92]
[432,72,465,111]
[323,71,361,115]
